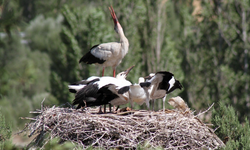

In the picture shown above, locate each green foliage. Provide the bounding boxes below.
[25,14,63,53]
[48,5,83,104]
[0,0,22,36]
[25,12,74,104]
[212,102,250,149]
[43,138,78,150]
[0,110,12,149]
[0,28,57,129]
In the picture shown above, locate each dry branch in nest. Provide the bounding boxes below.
[21,97,225,149]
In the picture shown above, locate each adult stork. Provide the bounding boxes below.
[140,71,183,112]
[79,6,129,78]
[70,66,134,113]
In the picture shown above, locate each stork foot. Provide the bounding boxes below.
[118,107,131,112]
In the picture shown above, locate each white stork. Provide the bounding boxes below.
[98,77,150,111]
[79,6,129,77]
[69,66,134,113]
[128,77,150,110]
[140,71,183,112]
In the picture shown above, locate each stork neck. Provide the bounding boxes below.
[117,23,129,57]
[116,76,126,80]
[119,32,127,42]
[117,24,127,43]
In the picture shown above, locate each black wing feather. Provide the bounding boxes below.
[118,86,130,94]
[69,89,77,93]
[96,84,119,105]
[139,82,151,88]
[72,83,99,108]
[157,71,175,90]
[79,44,106,64]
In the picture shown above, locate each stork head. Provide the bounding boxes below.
[144,73,155,81]
[109,6,120,33]
[116,65,134,79]
[166,79,183,94]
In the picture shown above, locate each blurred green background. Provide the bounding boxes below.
[0,0,250,149]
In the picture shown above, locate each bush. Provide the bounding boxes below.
[0,110,12,149]
[212,102,250,149]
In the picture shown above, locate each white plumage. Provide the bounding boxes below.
[129,77,150,109]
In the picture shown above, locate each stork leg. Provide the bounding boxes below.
[115,105,120,111]
[146,99,150,111]
[130,101,134,110]
[113,69,116,77]
[103,105,106,114]
[98,106,103,114]
[101,67,107,113]
[144,88,150,110]
[152,99,155,111]
[102,67,105,76]
[163,95,167,112]
[104,104,107,113]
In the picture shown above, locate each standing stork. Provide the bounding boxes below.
[140,71,183,112]
[79,6,129,78]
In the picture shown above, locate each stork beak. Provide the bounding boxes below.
[176,80,183,90]
[144,75,151,80]
[144,73,155,80]
[109,6,118,25]
[124,65,135,75]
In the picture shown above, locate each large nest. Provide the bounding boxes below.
[21,98,225,149]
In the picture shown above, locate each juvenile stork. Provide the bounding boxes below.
[140,71,183,112]
[79,6,129,77]
[98,77,150,111]
[70,66,134,113]
[124,77,150,110]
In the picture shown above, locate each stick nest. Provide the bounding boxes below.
[21,102,225,149]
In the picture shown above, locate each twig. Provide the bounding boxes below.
[20,117,37,121]
[41,98,46,112]
[195,103,214,117]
